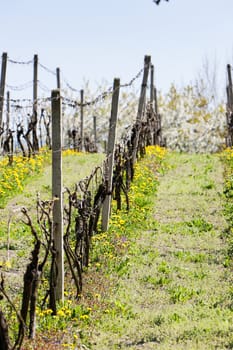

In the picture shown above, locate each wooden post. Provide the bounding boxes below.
[227,64,233,109]
[153,86,159,145]
[6,91,10,131]
[226,85,230,109]
[101,78,120,231]
[154,86,158,115]
[150,64,154,110]
[226,85,232,146]
[137,56,151,122]
[32,54,39,151]
[80,89,84,151]
[33,54,38,118]
[56,68,61,89]
[93,115,97,149]
[132,55,151,163]
[51,89,64,302]
[0,52,7,127]
[227,65,233,146]
[149,65,155,145]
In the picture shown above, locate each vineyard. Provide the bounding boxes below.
[0,52,233,349]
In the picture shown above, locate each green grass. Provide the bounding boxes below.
[85,152,233,350]
[0,152,105,286]
[1,149,233,349]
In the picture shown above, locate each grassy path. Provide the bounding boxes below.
[90,153,233,349]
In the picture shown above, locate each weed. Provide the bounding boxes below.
[42,184,51,192]
[201,181,215,190]
[169,285,198,304]
[141,274,170,288]
[204,164,213,174]
[151,314,165,326]
[192,270,208,280]
[169,312,183,323]
[115,257,130,277]
[157,261,171,274]
[177,326,211,342]
[227,239,233,258]
[185,217,213,232]
[173,250,207,263]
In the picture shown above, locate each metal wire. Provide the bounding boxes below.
[60,71,81,93]
[6,81,34,91]
[0,62,148,110]
[38,81,52,92]
[38,62,57,76]
[8,57,33,65]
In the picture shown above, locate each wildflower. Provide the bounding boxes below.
[44,309,53,315]
[57,309,66,317]
[80,314,89,320]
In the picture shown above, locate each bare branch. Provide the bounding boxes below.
[153,0,169,5]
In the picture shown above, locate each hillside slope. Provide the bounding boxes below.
[89,153,233,349]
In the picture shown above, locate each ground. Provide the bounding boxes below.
[89,152,233,349]
[1,151,233,349]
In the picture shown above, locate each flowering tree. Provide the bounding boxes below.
[159,84,226,153]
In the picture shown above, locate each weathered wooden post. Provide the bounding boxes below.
[0,52,7,128]
[80,89,84,151]
[226,85,231,145]
[93,115,97,150]
[101,78,120,231]
[150,64,154,109]
[32,54,39,151]
[227,64,233,109]
[226,85,230,109]
[132,55,151,164]
[33,54,38,111]
[149,64,155,145]
[154,86,158,115]
[227,64,233,146]
[153,85,160,145]
[56,67,61,89]
[51,89,64,302]
[6,91,10,131]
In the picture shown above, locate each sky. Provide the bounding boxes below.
[1,0,233,101]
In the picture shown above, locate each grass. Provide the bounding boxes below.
[0,151,105,311]
[0,146,165,349]
[1,148,233,349]
[85,152,233,350]
[0,150,104,230]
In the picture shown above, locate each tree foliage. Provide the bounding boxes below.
[159,84,226,153]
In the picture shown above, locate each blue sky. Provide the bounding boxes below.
[1,0,233,100]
